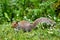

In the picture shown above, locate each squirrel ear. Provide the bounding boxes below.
[16,21,19,24]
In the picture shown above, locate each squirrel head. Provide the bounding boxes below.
[11,21,18,28]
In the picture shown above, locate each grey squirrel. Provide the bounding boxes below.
[11,20,32,32]
[11,17,56,32]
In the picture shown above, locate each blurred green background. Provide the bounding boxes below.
[0,0,60,40]
[0,0,60,23]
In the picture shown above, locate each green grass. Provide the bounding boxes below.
[0,23,60,40]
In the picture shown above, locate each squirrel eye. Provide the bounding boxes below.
[15,23,17,26]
